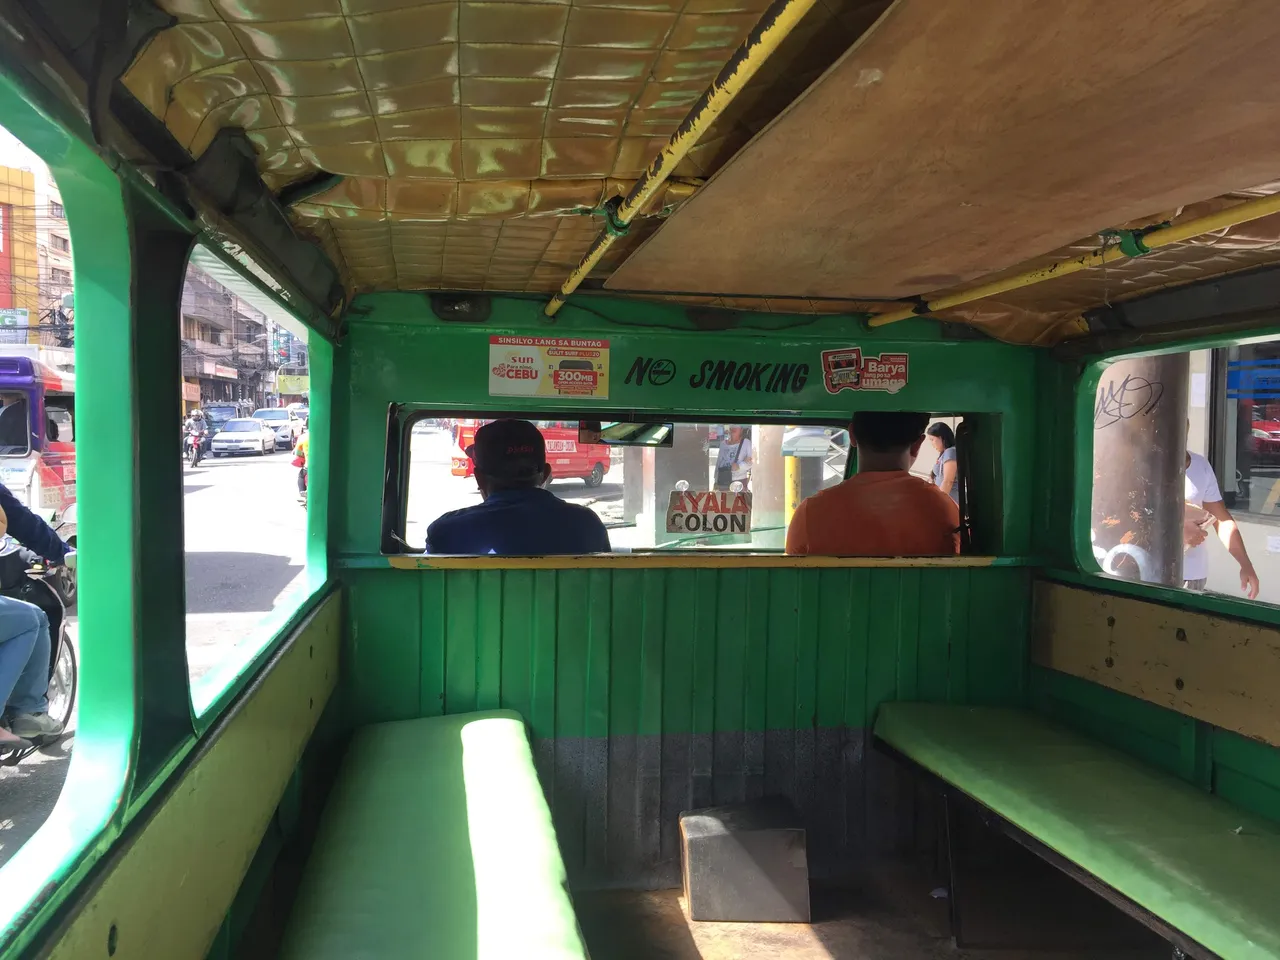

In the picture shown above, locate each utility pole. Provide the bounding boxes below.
[1091,354,1190,585]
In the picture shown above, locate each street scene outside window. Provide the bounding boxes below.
[404,417,960,553]
[0,119,316,868]
[0,126,84,865]
[180,247,312,697]
[1090,344,1280,605]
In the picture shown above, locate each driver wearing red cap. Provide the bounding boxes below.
[427,419,611,555]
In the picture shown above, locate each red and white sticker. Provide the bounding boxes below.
[820,346,908,395]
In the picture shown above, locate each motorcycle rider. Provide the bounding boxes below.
[0,482,72,752]
[184,408,209,464]
[293,417,309,503]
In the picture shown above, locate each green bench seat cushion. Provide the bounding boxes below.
[875,703,1280,960]
[280,710,586,960]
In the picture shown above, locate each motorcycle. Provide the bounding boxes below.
[0,537,75,764]
[184,428,207,467]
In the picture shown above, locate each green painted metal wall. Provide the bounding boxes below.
[332,293,1041,560]
[347,566,1029,731]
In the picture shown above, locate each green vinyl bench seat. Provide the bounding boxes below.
[280,710,587,960]
[875,702,1280,960]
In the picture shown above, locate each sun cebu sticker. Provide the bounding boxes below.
[820,346,909,395]
[489,336,610,399]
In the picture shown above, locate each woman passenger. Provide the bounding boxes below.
[927,422,958,504]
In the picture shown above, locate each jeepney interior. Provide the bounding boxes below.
[4,1,1280,960]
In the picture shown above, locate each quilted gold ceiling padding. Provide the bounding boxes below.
[121,0,887,294]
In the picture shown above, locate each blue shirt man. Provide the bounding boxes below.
[0,481,72,750]
[427,419,610,555]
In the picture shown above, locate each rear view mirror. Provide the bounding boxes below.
[579,421,674,447]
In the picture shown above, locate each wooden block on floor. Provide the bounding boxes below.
[679,796,810,923]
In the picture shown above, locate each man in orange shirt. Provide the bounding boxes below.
[786,411,959,556]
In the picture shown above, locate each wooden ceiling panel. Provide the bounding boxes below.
[606,0,1280,300]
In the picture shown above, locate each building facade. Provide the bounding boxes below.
[35,166,72,334]
[180,265,275,413]
[0,166,39,337]
[0,132,75,375]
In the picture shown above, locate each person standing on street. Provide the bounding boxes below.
[926,422,959,504]
[0,483,73,754]
[714,425,753,491]
[1184,448,1259,598]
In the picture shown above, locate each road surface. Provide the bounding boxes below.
[0,447,306,867]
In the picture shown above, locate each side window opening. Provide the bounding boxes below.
[1090,344,1280,605]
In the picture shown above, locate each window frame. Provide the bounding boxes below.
[1073,335,1280,627]
[390,407,869,556]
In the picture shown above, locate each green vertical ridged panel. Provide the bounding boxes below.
[343,564,1031,883]
[344,566,1031,738]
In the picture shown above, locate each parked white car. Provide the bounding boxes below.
[211,418,276,456]
[252,408,302,449]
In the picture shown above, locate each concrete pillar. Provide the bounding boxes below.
[638,424,709,546]
[753,426,785,549]
[622,447,644,522]
[1091,354,1190,585]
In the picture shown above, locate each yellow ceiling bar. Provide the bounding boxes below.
[867,191,1280,329]
[543,0,821,318]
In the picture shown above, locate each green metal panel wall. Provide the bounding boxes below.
[1032,665,1280,826]
[331,294,1041,560]
[344,564,1030,884]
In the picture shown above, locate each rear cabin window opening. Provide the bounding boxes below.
[401,415,964,554]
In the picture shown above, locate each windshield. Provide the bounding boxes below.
[205,405,237,421]
[0,392,31,457]
[253,409,289,422]
[222,420,259,433]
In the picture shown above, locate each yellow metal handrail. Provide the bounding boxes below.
[543,0,821,317]
[867,191,1280,329]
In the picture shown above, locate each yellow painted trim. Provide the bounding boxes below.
[43,592,342,960]
[390,554,999,570]
[544,0,819,317]
[1032,581,1280,748]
